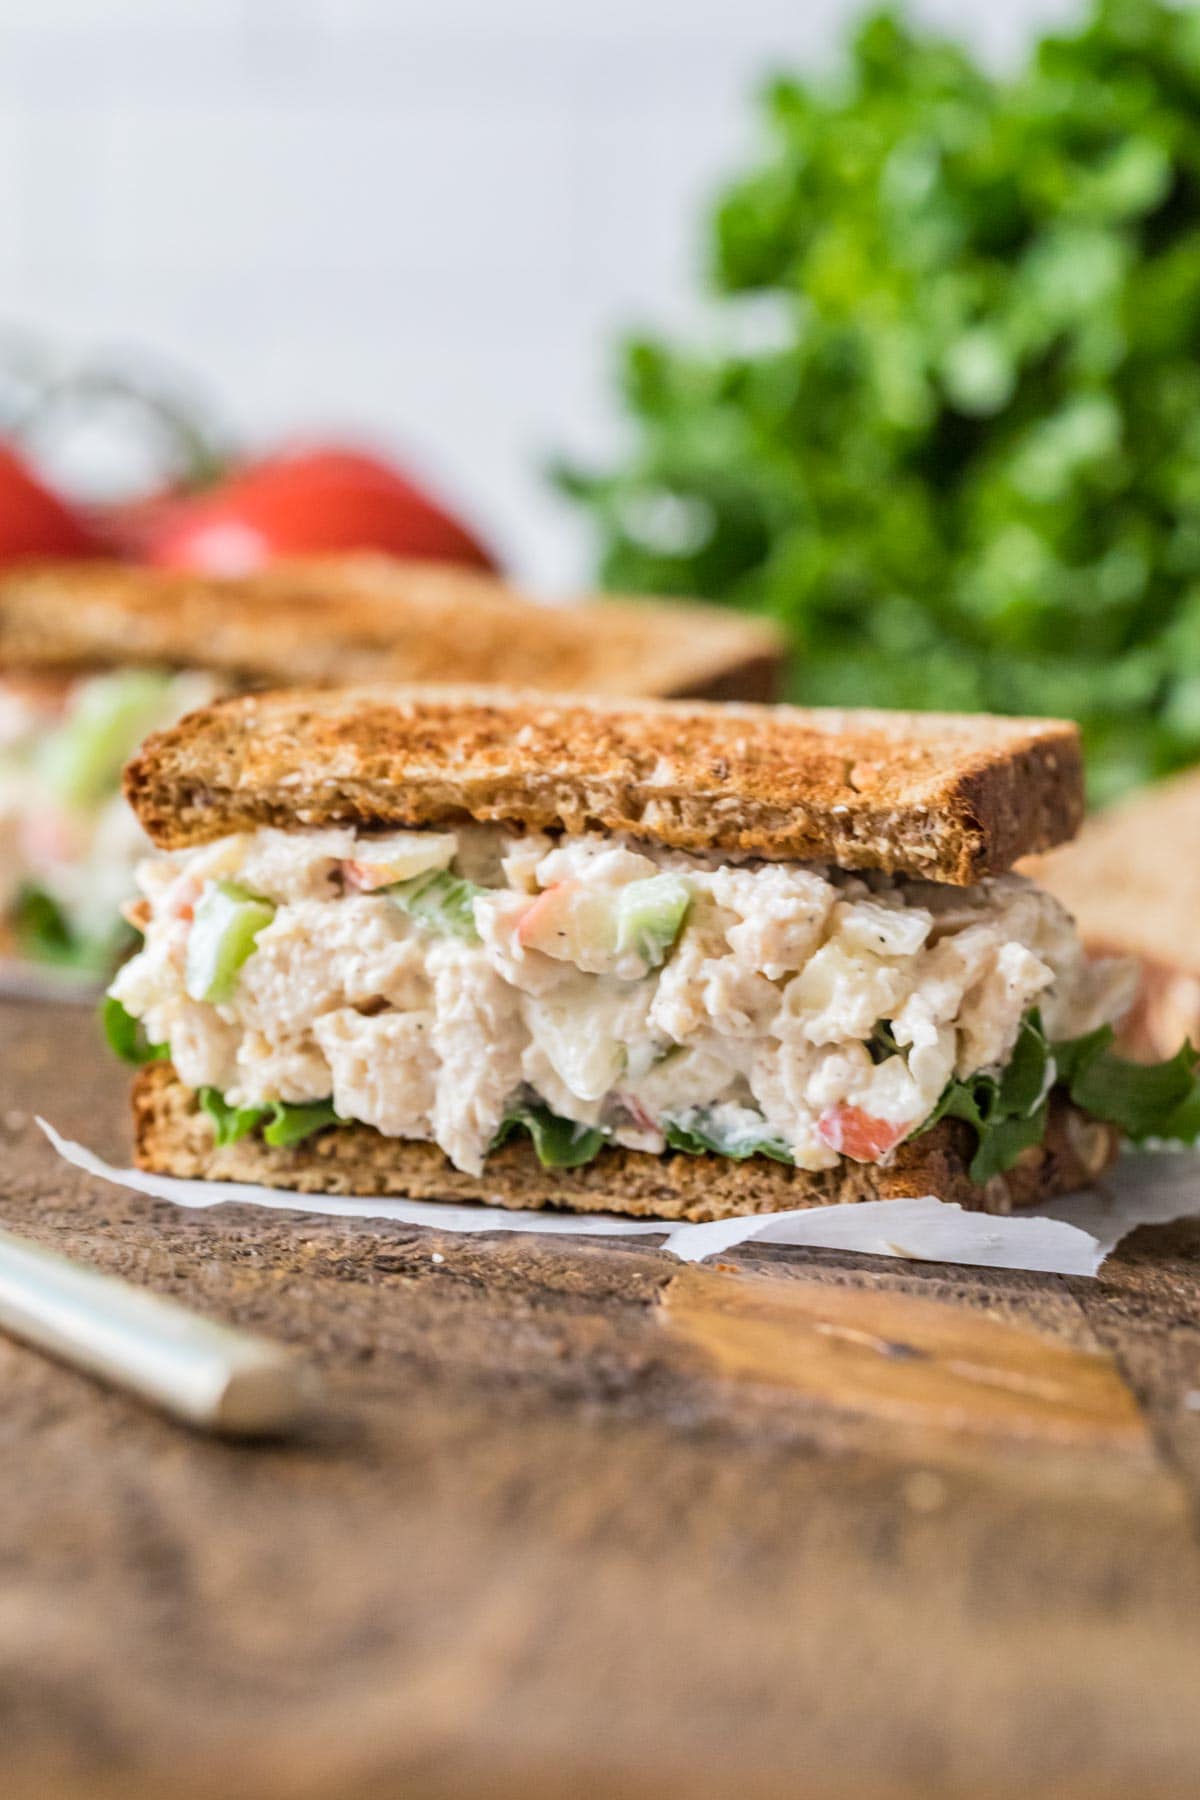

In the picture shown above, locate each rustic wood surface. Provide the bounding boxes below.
[4,991,1200,1800]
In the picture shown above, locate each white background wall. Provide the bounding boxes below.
[0,0,1075,587]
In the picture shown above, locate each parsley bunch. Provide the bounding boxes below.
[558,0,1200,801]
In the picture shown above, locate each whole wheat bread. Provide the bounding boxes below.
[0,554,782,702]
[1024,767,1200,1058]
[133,1063,1117,1221]
[124,684,1083,883]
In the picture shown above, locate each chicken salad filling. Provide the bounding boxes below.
[0,668,220,970]
[103,821,1196,1185]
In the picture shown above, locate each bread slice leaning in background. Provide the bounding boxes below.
[0,554,785,701]
[107,686,1158,1223]
[1026,766,1200,1061]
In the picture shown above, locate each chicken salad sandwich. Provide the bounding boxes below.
[0,557,781,975]
[103,686,1200,1222]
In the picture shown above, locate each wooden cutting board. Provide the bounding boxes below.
[4,992,1200,1800]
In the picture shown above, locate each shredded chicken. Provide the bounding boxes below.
[110,824,1137,1176]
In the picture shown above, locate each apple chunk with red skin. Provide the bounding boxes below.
[517,875,692,974]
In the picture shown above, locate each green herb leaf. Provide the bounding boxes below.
[101,996,170,1067]
[492,1103,609,1168]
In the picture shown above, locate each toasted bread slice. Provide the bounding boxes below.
[0,554,783,701]
[124,685,1083,883]
[133,1064,1117,1221]
[1024,767,1200,1057]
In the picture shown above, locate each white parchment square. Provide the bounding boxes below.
[38,1120,1200,1276]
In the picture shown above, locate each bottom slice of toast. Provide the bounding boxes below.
[132,1064,1118,1223]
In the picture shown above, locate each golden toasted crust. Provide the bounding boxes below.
[131,1065,1117,1222]
[0,554,783,701]
[124,684,1083,883]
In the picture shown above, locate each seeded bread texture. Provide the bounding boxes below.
[124,684,1083,883]
[132,1064,1116,1223]
[0,554,782,702]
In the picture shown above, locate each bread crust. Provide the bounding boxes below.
[124,685,1083,883]
[131,1064,1117,1223]
[0,554,783,702]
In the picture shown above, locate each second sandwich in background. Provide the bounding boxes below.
[0,555,782,975]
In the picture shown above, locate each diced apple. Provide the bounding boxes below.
[516,874,692,973]
[343,830,457,891]
[516,881,616,962]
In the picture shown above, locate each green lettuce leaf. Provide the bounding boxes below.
[262,1098,341,1148]
[492,1103,609,1168]
[101,996,170,1066]
[198,1088,342,1149]
[908,1009,1200,1182]
[198,1088,269,1147]
[1053,1025,1200,1142]
[663,1105,793,1165]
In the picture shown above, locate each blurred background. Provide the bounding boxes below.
[1,0,1070,582]
[6,0,1200,801]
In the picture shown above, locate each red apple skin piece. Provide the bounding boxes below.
[516,881,579,951]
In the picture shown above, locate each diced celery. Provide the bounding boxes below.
[37,671,174,811]
[185,881,275,1004]
[614,875,691,968]
[390,870,484,941]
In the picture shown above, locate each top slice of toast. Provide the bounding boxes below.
[0,555,783,702]
[124,684,1083,883]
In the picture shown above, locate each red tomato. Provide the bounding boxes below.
[817,1104,909,1163]
[145,445,497,574]
[87,487,191,560]
[0,442,105,562]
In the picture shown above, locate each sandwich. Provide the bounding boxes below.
[104,686,1200,1223]
[0,556,782,972]
[1026,767,1200,1061]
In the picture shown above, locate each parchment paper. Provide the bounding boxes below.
[39,1119,1200,1277]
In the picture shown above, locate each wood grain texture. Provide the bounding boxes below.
[4,995,1200,1800]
